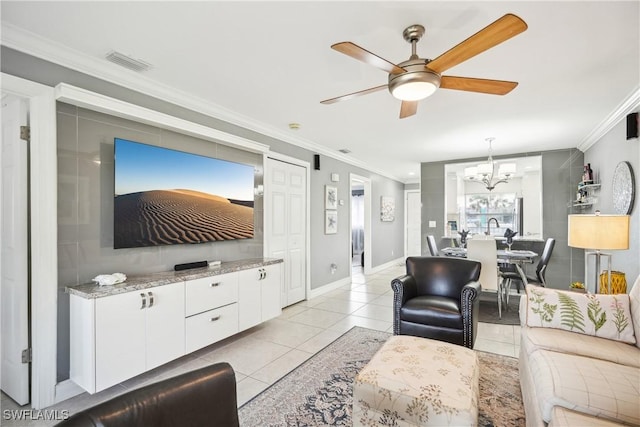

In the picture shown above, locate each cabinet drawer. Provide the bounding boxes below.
[185,273,238,316]
[185,303,238,353]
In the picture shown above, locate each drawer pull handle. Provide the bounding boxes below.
[209,315,221,322]
[210,282,220,288]
[140,293,147,310]
[148,291,154,308]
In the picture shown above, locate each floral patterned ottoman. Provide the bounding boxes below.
[353,335,479,426]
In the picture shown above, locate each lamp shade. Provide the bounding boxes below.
[568,214,630,250]
[498,163,516,176]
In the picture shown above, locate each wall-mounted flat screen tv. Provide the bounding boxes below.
[114,138,255,249]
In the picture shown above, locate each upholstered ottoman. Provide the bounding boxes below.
[353,335,479,426]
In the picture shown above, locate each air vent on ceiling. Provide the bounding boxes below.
[338,148,351,154]
[105,51,152,72]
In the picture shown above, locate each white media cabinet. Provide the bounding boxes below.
[66,258,283,394]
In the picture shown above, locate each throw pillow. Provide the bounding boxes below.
[525,284,636,344]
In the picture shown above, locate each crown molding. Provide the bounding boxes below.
[1,23,403,182]
[578,86,640,152]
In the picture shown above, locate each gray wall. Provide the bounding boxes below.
[584,110,640,286]
[56,104,264,381]
[421,148,586,289]
[2,47,406,382]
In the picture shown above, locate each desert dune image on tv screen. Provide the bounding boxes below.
[114,139,254,249]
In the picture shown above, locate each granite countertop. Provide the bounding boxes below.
[66,258,283,299]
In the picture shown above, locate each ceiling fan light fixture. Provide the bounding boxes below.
[389,71,440,101]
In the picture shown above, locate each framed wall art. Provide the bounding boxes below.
[380,196,395,221]
[325,210,338,234]
[325,185,338,210]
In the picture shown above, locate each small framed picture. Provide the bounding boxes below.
[325,210,338,234]
[325,185,338,210]
[380,196,395,222]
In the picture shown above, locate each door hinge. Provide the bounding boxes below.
[21,348,32,364]
[20,125,30,142]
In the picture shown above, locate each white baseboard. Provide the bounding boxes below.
[54,379,83,404]
[307,258,404,300]
[308,277,352,299]
[368,257,405,274]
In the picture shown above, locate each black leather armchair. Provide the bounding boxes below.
[57,362,239,427]
[391,256,482,348]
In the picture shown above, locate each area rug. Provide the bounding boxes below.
[478,292,521,325]
[238,327,525,426]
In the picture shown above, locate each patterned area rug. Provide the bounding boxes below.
[238,327,525,426]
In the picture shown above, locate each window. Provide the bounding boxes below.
[463,193,517,236]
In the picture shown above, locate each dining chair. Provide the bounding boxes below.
[426,235,439,256]
[467,238,505,319]
[502,238,555,300]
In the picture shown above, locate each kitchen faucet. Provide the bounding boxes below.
[486,217,500,236]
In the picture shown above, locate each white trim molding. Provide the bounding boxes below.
[55,84,270,154]
[3,23,403,182]
[578,86,640,152]
[1,73,58,409]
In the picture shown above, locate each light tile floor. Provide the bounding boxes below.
[1,263,520,426]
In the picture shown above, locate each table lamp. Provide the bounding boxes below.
[568,212,630,293]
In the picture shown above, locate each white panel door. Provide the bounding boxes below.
[405,190,422,257]
[266,158,307,307]
[1,95,30,405]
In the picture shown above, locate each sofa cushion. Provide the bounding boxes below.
[549,407,628,427]
[529,349,640,425]
[521,326,640,368]
[524,285,636,344]
[629,275,640,350]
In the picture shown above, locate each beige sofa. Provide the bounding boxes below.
[519,275,640,426]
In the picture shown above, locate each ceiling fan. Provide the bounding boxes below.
[321,14,528,119]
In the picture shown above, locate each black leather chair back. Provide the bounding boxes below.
[57,362,239,427]
[535,238,555,283]
[406,256,481,300]
[426,235,439,256]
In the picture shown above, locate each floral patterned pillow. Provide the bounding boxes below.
[525,285,636,344]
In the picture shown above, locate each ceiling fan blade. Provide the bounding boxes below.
[440,76,518,95]
[427,14,527,74]
[332,42,405,75]
[320,84,388,105]
[399,101,418,119]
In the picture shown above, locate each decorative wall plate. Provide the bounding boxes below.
[612,161,635,214]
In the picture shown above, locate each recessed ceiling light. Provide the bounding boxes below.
[338,148,351,154]
[288,123,301,130]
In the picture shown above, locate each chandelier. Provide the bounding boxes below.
[464,138,516,191]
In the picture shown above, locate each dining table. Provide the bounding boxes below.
[441,247,539,286]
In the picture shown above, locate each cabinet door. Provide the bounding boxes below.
[145,282,185,370]
[238,268,262,331]
[185,303,238,353]
[261,264,282,322]
[95,291,146,392]
[185,273,238,317]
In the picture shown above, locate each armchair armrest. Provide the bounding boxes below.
[391,275,417,305]
[391,275,417,335]
[461,280,481,348]
[461,280,481,304]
